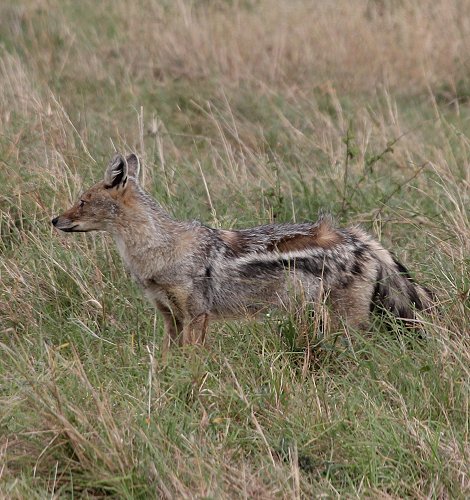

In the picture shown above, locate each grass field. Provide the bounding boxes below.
[0,0,469,497]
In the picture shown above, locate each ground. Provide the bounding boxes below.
[0,1,469,498]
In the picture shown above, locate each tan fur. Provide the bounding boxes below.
[271,221,344,252]
[219,230,246,255]
[330,281,374,331]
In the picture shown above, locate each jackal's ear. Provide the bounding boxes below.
[126,154,140,181]
[104,153,128,188]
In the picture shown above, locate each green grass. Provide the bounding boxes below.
[1,0,469,497]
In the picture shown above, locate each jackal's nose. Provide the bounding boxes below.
[51,216,59,226]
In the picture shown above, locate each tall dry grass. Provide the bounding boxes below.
[4,0,470,93]
[109,0,470,93]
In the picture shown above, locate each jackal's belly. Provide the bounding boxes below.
[210,294,281,319]
[209,269,322,319]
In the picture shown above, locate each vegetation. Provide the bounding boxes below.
[1,1,469,497]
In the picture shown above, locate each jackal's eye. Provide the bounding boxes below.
[79,200,86,208]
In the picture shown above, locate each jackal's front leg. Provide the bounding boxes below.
[156,304,184,352]
[182,313,209,346]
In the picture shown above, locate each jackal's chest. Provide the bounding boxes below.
[114,236,169,278]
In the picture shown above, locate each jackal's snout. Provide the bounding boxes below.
[51,212,79,232]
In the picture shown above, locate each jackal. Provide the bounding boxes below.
[52,153,434,349]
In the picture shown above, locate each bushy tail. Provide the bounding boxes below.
[371,246,435,322]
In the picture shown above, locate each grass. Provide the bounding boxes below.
[0,0,469,497]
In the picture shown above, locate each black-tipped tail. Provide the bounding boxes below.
[372,255,435,322]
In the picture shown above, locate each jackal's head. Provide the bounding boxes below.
[52,153,141,233]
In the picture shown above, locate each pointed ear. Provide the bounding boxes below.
[126,154,140,181]
[104,153,128,188]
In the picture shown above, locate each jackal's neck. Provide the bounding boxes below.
[109,186,189,258]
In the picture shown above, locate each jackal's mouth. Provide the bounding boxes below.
[57,224,92,233]
[59,224,79,232]
[52,218,87,232]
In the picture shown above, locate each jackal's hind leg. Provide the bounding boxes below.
[330,281,374,332]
